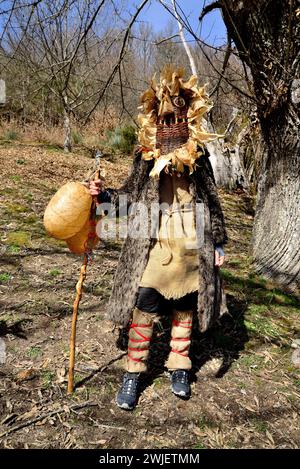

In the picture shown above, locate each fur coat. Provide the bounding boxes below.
[105,146,228,332]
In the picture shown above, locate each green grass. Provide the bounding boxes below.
[222,269,298,307]
[222,267,299,348]
[152,377,164,388]
[7,245,21,254]
[48,269,62,277]
[194,441,207,449]
[10,175,21,183]
[24,193,33,201]
[198,416,215,430]
[39,143,63,152]
[5,202,29,214]
[0,188,15,196]
[26,346,42,359]
[251,418,268,433]
[74,373,84,385]
[0,272,11,283]
[41,370,54,388]
[16,158,26,165]
[237,353,264,369]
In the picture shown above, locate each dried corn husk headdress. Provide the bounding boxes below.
[138,66,223,177]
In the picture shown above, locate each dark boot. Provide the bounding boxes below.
[171,369,190,398]
[116,372,140,410]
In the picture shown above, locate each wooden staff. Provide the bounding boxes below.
[67,164,102,394]
[67,253,88,394]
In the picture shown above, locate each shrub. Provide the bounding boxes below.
[72,129,83,145]
[4,129,19,141]
[105,125,137,154]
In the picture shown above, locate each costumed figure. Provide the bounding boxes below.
[88,67,228,410]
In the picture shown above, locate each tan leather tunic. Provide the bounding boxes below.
[139,171,199,299]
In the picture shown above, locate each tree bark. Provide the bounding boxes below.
[216,0,300,291]
[63,95,72,152]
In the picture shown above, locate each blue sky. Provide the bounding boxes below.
[126,0,227,46]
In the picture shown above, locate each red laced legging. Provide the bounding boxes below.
[166,311,193,370]
[126,308,154,373]
[170,318,192,358]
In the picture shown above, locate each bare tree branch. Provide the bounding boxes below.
[159,0,255,102]
[209,32,232,96]
[83,0,150,123]
[171,0,197,75]
[199,1,222,22]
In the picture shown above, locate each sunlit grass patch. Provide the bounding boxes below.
[5,202,29,214]
[235,353,264,369]
[6,230,31,247]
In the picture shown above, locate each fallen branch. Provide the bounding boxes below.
[0,401,97,439]
[75,352,126,389]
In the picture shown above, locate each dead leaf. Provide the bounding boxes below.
[56,366,67,383]
[265,430,275,445]
[193,427,207,437]
[16,368,37,382]
[42,358,51,369]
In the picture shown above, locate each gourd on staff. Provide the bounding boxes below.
[43,171,102,394]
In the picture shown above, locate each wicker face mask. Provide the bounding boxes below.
[137,67,223,177]
[156,87,190,156]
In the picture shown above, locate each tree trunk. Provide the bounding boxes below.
[0,79,6,105]
[207,138,249,190]
[63,97,72,152]
[204,111,249,190]
[217,0,300,291]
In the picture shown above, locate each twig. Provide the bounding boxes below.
[0,401,98,439]
[88,416,126,431]
[155,33,179,45]
[209,32,232,97]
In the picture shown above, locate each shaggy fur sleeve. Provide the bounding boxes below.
[199,148,228,246]
[98,148,143,214]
